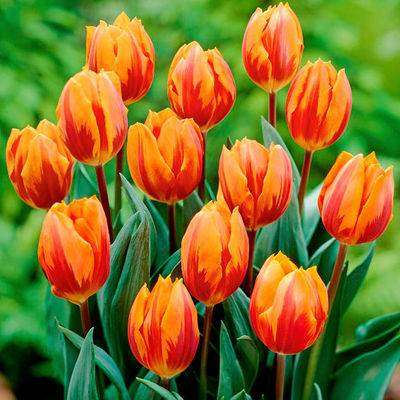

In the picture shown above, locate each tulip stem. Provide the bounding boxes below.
[198,130,207,202]
[244,230,257,296]
[79,299,91,337]
[199,305,214,400]
[275,353,286,400]
[168,203,177,254]
[297,150,313,216]
[95,165,114,241]
[301,242,348,400]
[269,92,277,128]
[114,145,124,220]
[161,377,170,391]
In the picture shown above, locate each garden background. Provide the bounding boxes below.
[0,0,399,397]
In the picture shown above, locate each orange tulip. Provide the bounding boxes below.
[242,3,303,94]
[127,108,203,203]
[249,252,328,355]
[318,151,394,245]
[286,59,352,151]
[38,196,110,305]
[56,69,127,166]
[181,201,249,306]
[218,138,292,231]
[6,120,74,209]
[128,275,199,379]
[86,12,155,105]
[167,41,236,132]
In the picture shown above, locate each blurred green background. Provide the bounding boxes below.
[0,0,399,397]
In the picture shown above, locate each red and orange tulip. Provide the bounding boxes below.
[56,69,127,166]
[128,275,199,379]
[86,12,155,105]
[167,41,236,132]
[38,196,110,305]
[181,201,249,306]
[318,151,394,245]
[249,252,328,355]
[127,108,203,203]
[242,3,303,93]
[286,59,352,151]
[6,120,74,209]
[218,138,292,231]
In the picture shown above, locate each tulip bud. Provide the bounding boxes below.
[242,4,303,93]
[286,59,352,151]
[56,69,128,166]
[181,201,249,305]
[38,196,110,305]
[86,12,155,105]
[318,151,394,245]
[167,41,236,132]
[218,138,292,231]
[128,275,199,379]
[249,252,328,354]
[127,108,203,203]
[6,120,74,209]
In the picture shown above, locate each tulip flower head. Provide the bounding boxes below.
[127,108,203,203]
[181,201,249,305]
[218,138,292,231]
[249,252,328,355]
[38,196,111,305]
[167,41,236,132]
[57,69,128,166]
[242,3,303,93]
[6,120,74,209]
[86,12,155,105]
[318,151,394,245]
[286,59,352,151]
[128,275,199,379]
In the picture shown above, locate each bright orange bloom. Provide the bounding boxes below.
[56,69,127,166]
[86,12,155,105]
[38,196,110,305]
[167,41,236,132]
[181,202,249,306]
[318,151,394,245]
[218,138,292,231]
[128,275,199,379]
[6,120,74,209]
[286,59,352,151]
[242,3,303,93]
[249,252,328,355]
[127,108,203,203]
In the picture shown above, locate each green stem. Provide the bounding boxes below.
[114,144,124,220]
[95,165,114,241]
[243,230,257,296]
[297,150,314,216]
[301,243,348,400]
[269,92,277,128]
[168,203,177,254]
[198,130,207,202]
[276,354,286,400]
[79,299,91,336]
[199,305,214,400]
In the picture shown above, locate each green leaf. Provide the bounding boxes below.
[217,322,246,400]
[130,370,160,400]
[331,336,400,400]
[235,336,259,391]
[68,162,98,201]
[309,238,339,285]
[302,183,322,245]
[67,329,98,400]
[151,249,181,286]
[356,312,400,342]
[230,390,252,400]
[206,180,216,201]
[182,191,203,233]
[341,242,375,313]
[58,325,130,400]
[136,378,183,400]
[312,383,323,400]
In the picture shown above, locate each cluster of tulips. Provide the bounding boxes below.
[5,3,395,400]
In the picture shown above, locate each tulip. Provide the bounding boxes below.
[181,201,249,305]
[128,275,199,383]
[57,69,127,166]
[249,252,328,355]
[86,12,155,106]
[6,120,74,209]
[38,196,110,306]
[242,3,303,94]
[318,151,394,246]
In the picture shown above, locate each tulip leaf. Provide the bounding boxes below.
[130,370,161,400]
[136,378,183,400]
[230,390,252,399]
[182,191,203,233]
[330,336,400,400]
[67,329,98,400]
[341,242,375,313]
[302,183,323,245]
[68,162,98,200]
[308,238,339,284]
[313,383,323,400]
[355,312,400,342]
[206,180,216,201]
[235,335,259,391]
[150,249,181,285]
[58,325,130,400]
[217,322,246,400]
